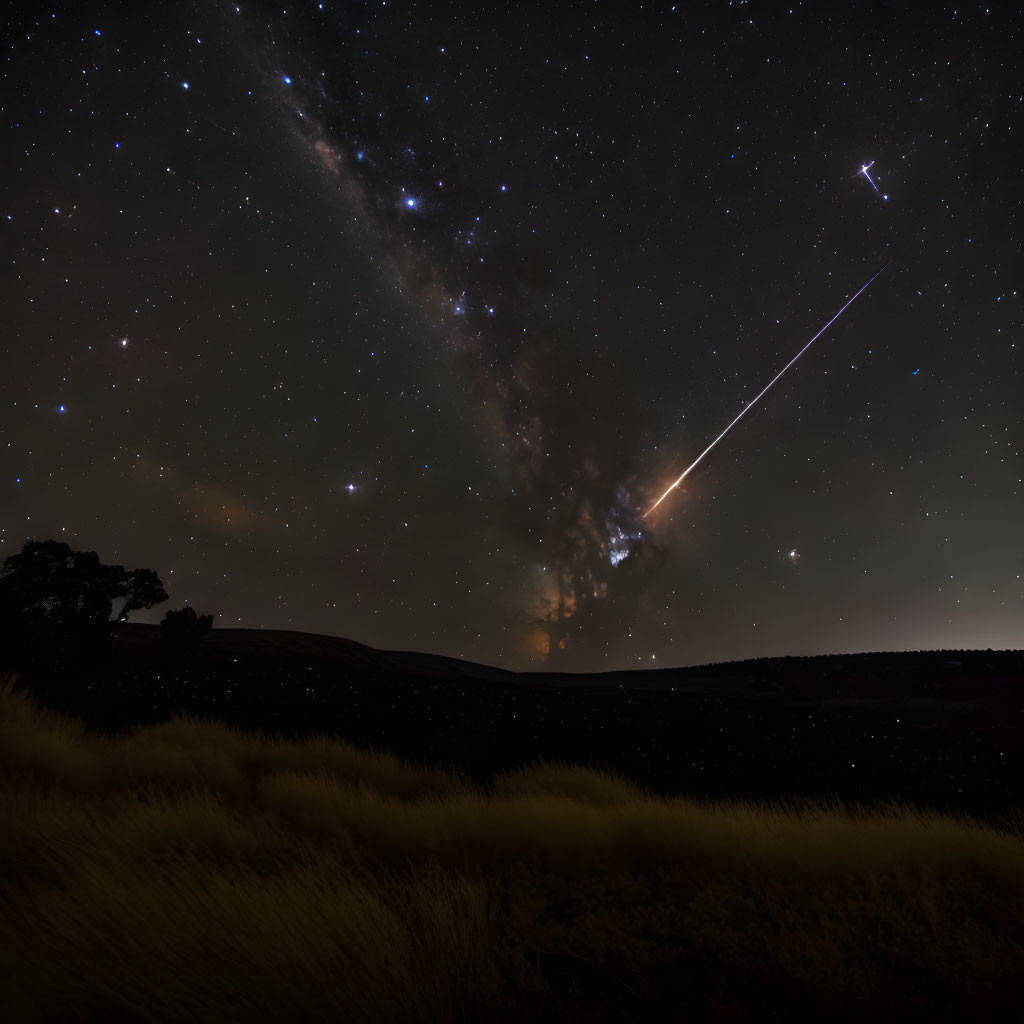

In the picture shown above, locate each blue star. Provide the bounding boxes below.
[405,196,418,209]
[181,81,190,90]
[282,75,293,85]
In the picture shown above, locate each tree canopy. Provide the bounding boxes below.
[0,540,169,670]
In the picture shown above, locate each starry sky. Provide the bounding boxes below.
[2,1,1022,671]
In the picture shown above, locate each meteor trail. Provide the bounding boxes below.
[859,160,879,193]
[859,161,888,200]
[644,265,886,518]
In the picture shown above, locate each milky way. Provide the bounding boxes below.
[257,7,658,663]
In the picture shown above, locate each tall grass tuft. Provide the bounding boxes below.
[2,671,1023,1022]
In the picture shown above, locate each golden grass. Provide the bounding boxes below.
[2,670,1023,1022]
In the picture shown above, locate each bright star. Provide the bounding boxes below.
[405,196,418,209]
[181,81,190,90]
[282,75,292,85]
[345,483,357,493]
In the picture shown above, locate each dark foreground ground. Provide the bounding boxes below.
[15,626,1024,823]
[6,632,1024,1022]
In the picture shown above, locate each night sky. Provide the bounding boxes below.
[3,2,1021,671]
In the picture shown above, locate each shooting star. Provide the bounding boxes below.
[859,161,888,200]
[859,161,879,192]
[644,265,887,518]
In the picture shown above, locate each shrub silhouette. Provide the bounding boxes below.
[158,606,214,662]
[0,540,168,671]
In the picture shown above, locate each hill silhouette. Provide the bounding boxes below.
[14,626,1024,826]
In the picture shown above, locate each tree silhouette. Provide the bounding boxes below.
[114,568,168,622]
[0,540,168,670]
[157,605,214,662]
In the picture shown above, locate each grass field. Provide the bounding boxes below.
[2,669,1023,1022]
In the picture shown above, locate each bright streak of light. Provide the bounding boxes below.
[644,265,887,518]
[859,160,880,193]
